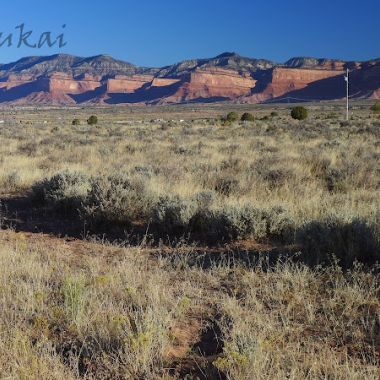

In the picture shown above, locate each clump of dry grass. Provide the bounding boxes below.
[0,233,189,379]
[215,261,380,379]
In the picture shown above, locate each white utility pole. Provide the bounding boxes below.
[344,69,349,120]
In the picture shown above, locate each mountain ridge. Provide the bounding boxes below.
[0,52,378,104]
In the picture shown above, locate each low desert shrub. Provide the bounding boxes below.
[152,195,197,234]
[259,167,295,188]
[291,106,308,120]
[241,113,255,122]
[370,100,380,113]
[192,204,295,243]
[72,118,81,126]
[214,176,240,196]
[296,216,380,266]
[87,115,98,126]
[226,112,239,122]
[31,171,90,214]
[18,141,38,156]
[2,171,22,192]
[193,190,216,211]
[83,175,154,226]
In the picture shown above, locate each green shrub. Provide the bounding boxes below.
[241,113,255,122]
[270,111,278,117]
[87,115,98,125]
[193,204,295,243]
[152,195,197,234]
[296,216,380,267]
[370,101,380,113]
[151,191,217,236]
[72,118,81,126]
[83,175,154,226]
[226,112,239,122]
[31,171,90,214]
[217,205,268,240]
[291,106,308,120]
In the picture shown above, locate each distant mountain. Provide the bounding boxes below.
[0,52,378,105]
[156,52,276,78]
[0,54,155,78]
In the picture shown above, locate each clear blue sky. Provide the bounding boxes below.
[0,0,378,67]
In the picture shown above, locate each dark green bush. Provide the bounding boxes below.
[291,106,308,120]
[87,115,98,125]
[370,101,380,113]
[72,118,81,126]
[226,112,239,122]
[241,113,255,122]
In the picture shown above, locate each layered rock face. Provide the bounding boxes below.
[48,73,101,94]
[244,67,345,103]
[150,78,181,87]
[268,67,344,97]
[107,75,154,93]
[162,68,256,103]
[0,53,378,105]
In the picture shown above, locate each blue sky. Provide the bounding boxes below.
[0,0,378,67]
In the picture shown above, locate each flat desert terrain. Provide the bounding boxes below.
[0,103,379,379]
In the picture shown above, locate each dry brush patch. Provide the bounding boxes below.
[0,105,379,378]
[1,106,378,264]
[0,231,378,379]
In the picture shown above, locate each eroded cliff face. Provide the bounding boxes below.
[161,68,256,103]
[150,78,181,87]
[270,68,344,96]
[252,68,342,102]
[48,73,101,94]
[0,74,38,90]
[106,75,154,93]
[0,53,377,105]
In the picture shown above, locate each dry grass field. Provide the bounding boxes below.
[0,103,379,379]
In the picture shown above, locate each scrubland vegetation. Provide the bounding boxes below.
[0,104,379,378]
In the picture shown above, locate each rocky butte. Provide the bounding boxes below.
[0,52,378,105]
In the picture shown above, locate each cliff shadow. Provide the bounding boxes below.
[0,80,47,103]
[269,64,380,102]
[0,195,84,239]
[2,195,379,270]
[184,96,230,104]
[105,80,184,104]
[250,69,274,94]
[68,84,107,103]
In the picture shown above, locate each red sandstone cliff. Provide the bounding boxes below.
[243,67,345,103]
[160,68,256,104]
[0,53,378,105]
